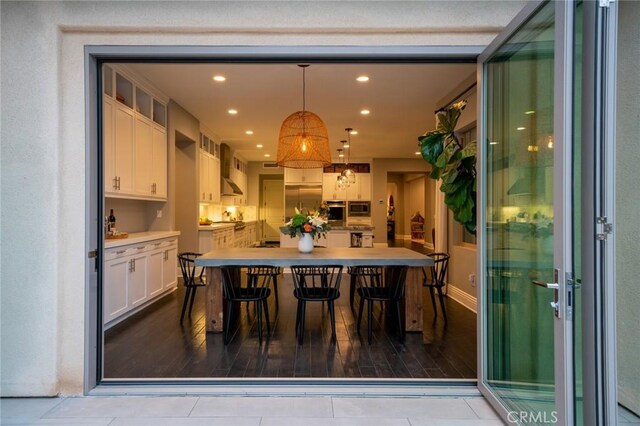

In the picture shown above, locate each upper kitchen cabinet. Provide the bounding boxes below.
[322,173,347,201]
[199,132,221,204]
[284,167,323,185]
[104,65,169,201]
[346,173,371,201]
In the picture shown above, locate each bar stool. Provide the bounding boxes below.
[422,252,450,322]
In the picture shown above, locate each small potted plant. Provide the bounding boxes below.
[281,207,330,253]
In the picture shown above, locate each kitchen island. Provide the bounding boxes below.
[195,247,433,334]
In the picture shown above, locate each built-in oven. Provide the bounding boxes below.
[348,201,371,217]
[325,200,346,225]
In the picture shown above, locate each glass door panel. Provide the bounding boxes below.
[482,1,559,420]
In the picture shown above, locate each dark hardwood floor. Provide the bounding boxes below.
[104,244,476,380]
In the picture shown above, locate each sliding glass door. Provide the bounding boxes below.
[477,1,579,423]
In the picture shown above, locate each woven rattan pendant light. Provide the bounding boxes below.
[276,65,331,169]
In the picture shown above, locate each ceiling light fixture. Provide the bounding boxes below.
[245,130,254,135]
[228,109,238,115]
[360,109,370,115]
[525,110,536,115]
[349,130,358,135]
[276,64,331,169]
[489,141,499,145]
[256,144,263,148]
[213,75,226,82]
[264,153,271,157]
[415,151,421,155]
[517,127,526,131]
[356,76,370,82]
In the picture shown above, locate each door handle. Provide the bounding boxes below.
[530,268,560,317]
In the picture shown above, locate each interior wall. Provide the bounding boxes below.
[372,159,430,244]
[386,173,405,236]
[405,175,426,239]
[247,161,283,242]
[0,0,527,396]
[616,0,640,414]
[170,101,201,254]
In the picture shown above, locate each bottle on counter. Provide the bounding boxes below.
[108,209,116,235]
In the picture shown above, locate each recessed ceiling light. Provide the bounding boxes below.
[489,141,499,145]
[228,109,238,115]
[350,130,358,135]
[356,76,369,82]
[264,153,271,157]
[517,127,526,131]
[245,130,254,135]
[525,110,536,115]
[256,144,263,148]
[338,153,345,158]
[360,109,370,115]
[415,151,421,155]
[213,75,226,82]
[343,144,350,148]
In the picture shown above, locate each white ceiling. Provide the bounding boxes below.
[126,63,476,162]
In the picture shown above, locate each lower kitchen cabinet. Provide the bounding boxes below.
[103,235,178,327]
[198,222,257,253]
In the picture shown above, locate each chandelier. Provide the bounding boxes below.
[341,127,356,184]
[276,65,331,169]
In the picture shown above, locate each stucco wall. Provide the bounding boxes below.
[0,1,526,395]
[616,0,640,415]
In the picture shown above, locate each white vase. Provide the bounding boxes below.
[298,233,314,253]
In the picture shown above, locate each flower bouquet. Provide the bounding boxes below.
[281,208,330,253]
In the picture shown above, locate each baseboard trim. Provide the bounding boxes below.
[446,284,477,313]
[423,242,434,250]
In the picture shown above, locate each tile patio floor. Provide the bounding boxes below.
[1,396,505,425]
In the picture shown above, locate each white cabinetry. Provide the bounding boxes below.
[199,133,221,204]
[285,168,323,185]
[104,65,168,201]
[327,230,350,248]
[346,173,371,201]
[103,235,178,327]
[322,173,347,201]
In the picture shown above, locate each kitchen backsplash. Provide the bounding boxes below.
[199,203,257,222]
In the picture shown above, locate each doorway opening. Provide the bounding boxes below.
[96,58,479,384]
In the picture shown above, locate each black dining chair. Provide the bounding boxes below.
[290,265,343,345]
[422,252,450,322]
[220,266,272,345]
[247,266,282,310]
[352,265,408,344]
[177,252,206,323]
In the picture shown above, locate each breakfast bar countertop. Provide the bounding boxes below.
[195,247,432,267]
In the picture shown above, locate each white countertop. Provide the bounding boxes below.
[105,231,180,249]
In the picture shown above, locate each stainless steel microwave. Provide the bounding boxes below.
[348,201,371,217]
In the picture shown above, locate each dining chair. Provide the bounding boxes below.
[422,252,450,322]
[352,265,407,344]
[247,266,282,310]
[177,252,206,323]
[290,265,343,345]
[220,266,272,345]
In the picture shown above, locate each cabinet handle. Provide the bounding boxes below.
[113,177,118,190]
[115,250,126,255]
[132,259,136,272]
[209,193,212,201]
[118,176,121,190]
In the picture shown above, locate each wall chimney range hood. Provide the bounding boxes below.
[220,143,244,196]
